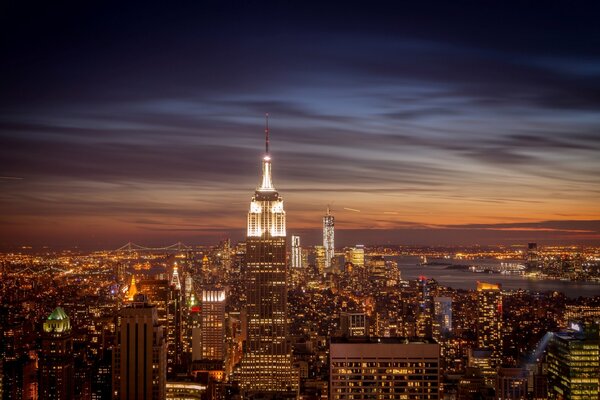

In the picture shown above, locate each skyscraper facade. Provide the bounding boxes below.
[547,324,599,400]
[112,293,167,400]
[239,122,297,395]
[323,207,335,270]
[344,245,365,268]
[138,279,182,376]
[433,297,453,341]
[291,235,302,269]
[39,307,74,400]
[200,289,226,361]
[330,337,440,399]
[476,282,503,369]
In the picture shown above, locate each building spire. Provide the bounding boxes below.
[265,113,270,155]
[259,115,275,191]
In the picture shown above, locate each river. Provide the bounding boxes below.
[392,256,600,298]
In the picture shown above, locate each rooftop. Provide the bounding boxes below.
[331,336,437,345]
[47,306,68,321]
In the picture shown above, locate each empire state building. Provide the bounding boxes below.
[239,118,298,396]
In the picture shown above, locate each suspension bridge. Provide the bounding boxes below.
[113,241,193,252]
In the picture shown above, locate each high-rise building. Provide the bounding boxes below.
[113,293,167,400]
[291,235,302,269]
[495,368,528,400]
[433,297,452,341]
[547,323,599,400]
[344,245,365,268]
[417,277,438,338]
[323,207,335,270]
[340,312,367,337]
[330,337,440,399]
[314,245,326,273]
[476,282,503,369]
[39,307,74,400]
[526,242,539,269]
[200,289,225,361]
[138,279,182,376]
[171,264,182,291]
[239,118,298,395]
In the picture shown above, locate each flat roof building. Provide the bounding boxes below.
[330,337,440,400]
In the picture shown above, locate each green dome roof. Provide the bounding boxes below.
[47,307,69,321]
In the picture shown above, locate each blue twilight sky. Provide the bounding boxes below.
[1,1,599,248]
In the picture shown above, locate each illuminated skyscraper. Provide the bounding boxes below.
[344,245,365,268]
[330,337,440,399]
[476,282,503,370]
[340,312,367,337]
[113,294,167,400]
[433,297,452,341]
[291,235,302,269]
[170,264,181,291]
[314,245,326,273]
[240,117,298,395]
[547,323,599,400]
[39,307,74,400]
[200,289,225,361]
[323,207,335,270]
[138,279,182,376]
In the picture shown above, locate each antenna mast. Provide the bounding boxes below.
[265,113,270,154]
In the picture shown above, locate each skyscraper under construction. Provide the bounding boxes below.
[239,117,298,397]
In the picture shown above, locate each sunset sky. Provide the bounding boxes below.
[1,2,599,248]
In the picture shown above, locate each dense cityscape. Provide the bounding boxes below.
[1,135,599,400]
[2,2,600,400]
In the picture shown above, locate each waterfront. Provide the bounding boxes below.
[394,256,600,298]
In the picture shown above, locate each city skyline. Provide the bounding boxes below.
[1,2,600,248]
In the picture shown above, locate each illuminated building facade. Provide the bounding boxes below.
[495,368,528,400]
[239,122,298,395]
[39,307,74,400]
[330,337,440,399]
[433,297,452,341]
[291,235,302,269]
[547,324,599,400]
[476,282,502,369]
[165,381,206,400]
[344,245,365,268]
[314,245,326,273]
[112,294,167,400]
[323,207,335,270]
[200,289,225,361]
[340,312,367,337]
[138,279,182,376]
[526,242,539,269]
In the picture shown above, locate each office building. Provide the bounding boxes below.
[165,382,206,400]
[314,245,326,273]
[291,235,302,269]
[476,282,503,369]
[495,368,528,400]
[200,289,226,361]
[239,120,298,395]
[344,245,365,268]
[323,207,335,270]
[138,278,182,375]
[468,348,495,387]
[39,307,74,400]
[340,312,367,337]
[112,293,167,400]
[526,243,539,269]
[547,323,599,400]
[330,337,440,399]
[433,297,452,341]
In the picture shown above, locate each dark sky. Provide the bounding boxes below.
[1,1,599,248]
